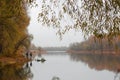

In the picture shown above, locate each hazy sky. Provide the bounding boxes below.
[28,1,84,47]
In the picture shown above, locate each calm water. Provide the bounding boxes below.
[0,51,120,80]
[30,51,120,80]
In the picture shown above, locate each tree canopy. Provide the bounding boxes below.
[0,0,32,56]
[37,0,120,38]
[0,0,119,55]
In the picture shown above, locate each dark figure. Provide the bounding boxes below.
[41,58,46,63]
[30,52,32,59]
[35,58,46,63]
[30,62,32,67]
[36,59,41,62]
[26,52,29,59]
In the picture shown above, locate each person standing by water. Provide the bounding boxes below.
[25,51,33,59]
[26,51,29,59]
[30,52,32,59]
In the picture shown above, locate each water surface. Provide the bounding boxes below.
[30,51,120,80]
[0,51,120,80]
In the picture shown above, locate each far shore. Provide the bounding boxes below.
[67,50,120,55]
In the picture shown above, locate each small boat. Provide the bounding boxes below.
[40,58,46,62]
[35,58,46,62]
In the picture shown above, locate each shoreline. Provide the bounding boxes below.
[67,50,120,55]
[0,55,30,66]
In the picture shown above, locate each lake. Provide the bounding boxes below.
[0,51,120,80]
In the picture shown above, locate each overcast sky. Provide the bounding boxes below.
[28,0,84,47]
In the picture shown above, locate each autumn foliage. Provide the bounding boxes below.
[69,35,120,52]
[0,0,32,56]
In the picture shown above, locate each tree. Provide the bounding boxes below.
[37,0,120,38]
[0,0,32,56]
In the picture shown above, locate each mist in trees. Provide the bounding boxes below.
[0,0,32,56]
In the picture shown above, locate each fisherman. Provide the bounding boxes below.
[30,52,32,59]
[26,51,29,59]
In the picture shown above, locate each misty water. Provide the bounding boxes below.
[1,51,120,80]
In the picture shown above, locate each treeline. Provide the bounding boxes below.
[0,0,32,56]
[69,36,120,51]
[43,47,68,51]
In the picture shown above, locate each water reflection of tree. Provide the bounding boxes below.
[0,64,33,80]
[114,69,120,80]
[69,53,120,72]
[52,76,61,80]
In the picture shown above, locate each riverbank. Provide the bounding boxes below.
[0,54,30,66]
[67,50,120,55]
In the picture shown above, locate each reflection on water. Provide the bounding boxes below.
[69,53,120,80]
[51,76,61,80]
[69,54,120,72]
[0,52,120,80]
[0,63,33,80]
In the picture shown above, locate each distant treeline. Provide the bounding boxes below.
[69,36,120,51]
[43,47,68,51]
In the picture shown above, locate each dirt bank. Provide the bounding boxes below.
[0,55,30,66]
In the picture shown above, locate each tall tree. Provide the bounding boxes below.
[0,0,31,56]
